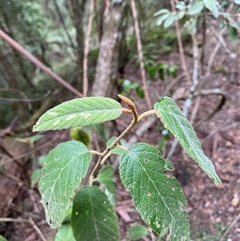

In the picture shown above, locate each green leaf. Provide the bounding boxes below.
[188,1,204,15]
[156,13,170,26]
[164,14,176,28]
[119,143,190,241]
[54,224,75,241]
[0,235,8,241]
[97,165,117,206]
[97,165,116,195]
[203,0,219,18]
[136,86,144,99]
[31,168,41,188]
[127,224,148,240]
[228,26,238,42]
[154,97,221,185]
[148,64,157,80]
[154,9,169,17]
[176,2,186,10]
[176,10,186,20]
[33,97,122,131]
[71,186,119,241]
[39,141,92,228]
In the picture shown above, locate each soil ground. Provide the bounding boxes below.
[0,30,239,241]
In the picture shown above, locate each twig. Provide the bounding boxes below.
[52,0,76,53]
[206,27,226,77]
[170,0,191,84]
[219,212,240,241]
[0,89,51,103]
[83,0,94,96]
[28,217,47,241]
[0,217,47,241]
[210,25,234,56]
[130,0,152,110]
[0,88,31,110]
[0,29,83,97]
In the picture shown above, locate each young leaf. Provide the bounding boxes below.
[33,97,122,131]
[119,143,190,241]
[55,224,75,241]
[39,141,92,228]
[71,186,119,241]
[154,97,221,185]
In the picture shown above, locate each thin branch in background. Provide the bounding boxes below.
[210,25,234,56]
[0,29,83,98]
[83,0,94,96]
[0,217,47,241]
[130,0,152,110]
[206,27,227,77]
[200,11,206,75]
[52,0,76,52]
[219,212,240,241]
[0,88,51,103]
[190,33,199,92]
[170,0,191,84]
[0,88,31,110]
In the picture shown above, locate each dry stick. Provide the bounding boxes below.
[206,27,226,77]
[219,212,240,241]
[28,217,47,241]
[170,0,191,84]
[0,29,83,98]
[0,88,51,103]
[130,0,152,110]
[0,87,31,110]
[52,0,76,52]
[83,0,94,96]
[191,28,226,124]
[0,217,47,241]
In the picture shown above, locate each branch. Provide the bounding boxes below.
[130,0,152,110]
[0,29,83,98]
[0,217,47,241]
[219,212,240,241]
[83,0,94,96]
[52,0,76,51]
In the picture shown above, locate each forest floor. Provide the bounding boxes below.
[0,30,239,241]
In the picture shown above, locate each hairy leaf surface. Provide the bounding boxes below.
[119,143,190,241]
[154,97,221,184]
[33,97,122,131]
[71,186,119,241]
[39,141,92,228]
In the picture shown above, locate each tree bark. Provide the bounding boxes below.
[68,0,87,90]
[92,1,123,98]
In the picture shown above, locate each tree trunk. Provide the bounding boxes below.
[92,1,123,98]
[68,0,87,90]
